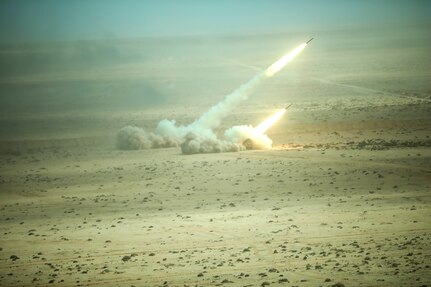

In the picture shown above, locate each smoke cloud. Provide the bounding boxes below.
[116,73,266,153]
[181,132,245,155]
[116,126,178,150]
[116,42,308,154]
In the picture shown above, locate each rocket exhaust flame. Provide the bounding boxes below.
[254,108,286,134]
[255,104,292,134]
[265,42,308,77]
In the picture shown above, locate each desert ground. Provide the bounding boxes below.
[0,25,430,286]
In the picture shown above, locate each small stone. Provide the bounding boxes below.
[121,255,131,262]
[10,255,19,261]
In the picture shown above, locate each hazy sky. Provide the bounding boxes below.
[0,0,430,44]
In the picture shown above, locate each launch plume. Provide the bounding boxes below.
[117,41,310,154]
[225,107,288,150]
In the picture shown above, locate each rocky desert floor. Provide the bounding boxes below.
[1,98,430,287]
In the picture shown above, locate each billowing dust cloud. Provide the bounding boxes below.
[117,42,308,154]
[116,126,178,150]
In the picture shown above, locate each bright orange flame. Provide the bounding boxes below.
[254,108,286,134]
[265,43,307,77]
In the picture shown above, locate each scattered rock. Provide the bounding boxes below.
[121,255,131,262]
[10,255,19,261]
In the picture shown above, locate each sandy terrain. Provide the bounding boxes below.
[1,25,431,286]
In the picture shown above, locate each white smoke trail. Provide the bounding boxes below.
[117,42,308,154]
[190,74,262,131]
[187,42,306,132]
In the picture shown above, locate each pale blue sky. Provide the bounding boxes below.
[0,0,430,43]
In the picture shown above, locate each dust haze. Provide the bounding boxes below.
[0,1,431,286]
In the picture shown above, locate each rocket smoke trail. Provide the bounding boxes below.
[190,42,307,131]
[117,40,310,154]
[190,74,261,131]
